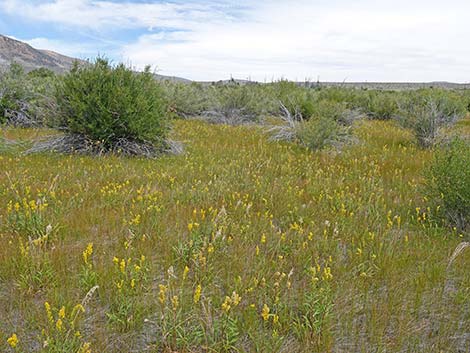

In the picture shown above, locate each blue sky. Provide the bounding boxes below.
[1,0,470,82]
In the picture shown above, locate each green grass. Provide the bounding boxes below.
[0,120,469,352]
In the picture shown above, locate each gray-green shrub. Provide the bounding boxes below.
[0,62,28,123]
[164,82,213,118]
[0,62,57,126]
[296,115,348,150]
[397,91,466,148]
[268,100,351,150]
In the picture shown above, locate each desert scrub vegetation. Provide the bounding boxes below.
[33,58,171,156]
[0,63,57,127]
[161,81,470,151]
[2,116,470,352]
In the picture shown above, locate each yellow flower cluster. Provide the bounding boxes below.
[82,243,93,266]
[221,291,242,313]
[6,197,48,215]
[112,255,146,292]
[193,284,202,304]
[158,284,167,304]
[7,333,18,348]
[100,180,129,196]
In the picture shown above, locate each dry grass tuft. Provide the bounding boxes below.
[447,242,470,269]
[25,134,183,158]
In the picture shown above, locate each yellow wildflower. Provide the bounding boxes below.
[56,319,63,332]
[58,306,66,319]
[158,284,167,304]
[231,291,241,306]
[221,296,231,313]
[193,284,202,304]
[323,266,333,280]
[29,200,37,211]
[171,295,179,310]
[273,314,279,324]
[7,333,18,348]
[261,304,270,321]
[79,342,92,353]
[119,259,126,273]
[45,302,53,323]
[183,266,190,280]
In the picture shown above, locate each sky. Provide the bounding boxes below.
[1,0,469,82]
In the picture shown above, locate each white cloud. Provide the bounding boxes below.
[0,0,243,31]
[3,0,470,82]
[121,0,470,82]
[22,37,98,59]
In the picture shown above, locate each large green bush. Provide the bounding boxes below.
[54,59,169,150]
[426,138,470,231]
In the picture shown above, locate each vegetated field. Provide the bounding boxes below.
[1,117,470,352]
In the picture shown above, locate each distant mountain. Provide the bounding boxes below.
[0,34,192,82]
[153,73,192,83]
[0,34,81,73]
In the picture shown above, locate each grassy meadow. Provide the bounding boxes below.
[1,118,469,352]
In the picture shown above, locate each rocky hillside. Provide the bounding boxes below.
[0,34,80,73]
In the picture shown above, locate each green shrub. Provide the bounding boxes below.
[312,100,351,123]
[317,87,361,106]
[296,115,348,150]
[53,58,169,150]
[269,80,317,119]
[426,138,470,230]
[27,67,56,79]
[358,91,398,120]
